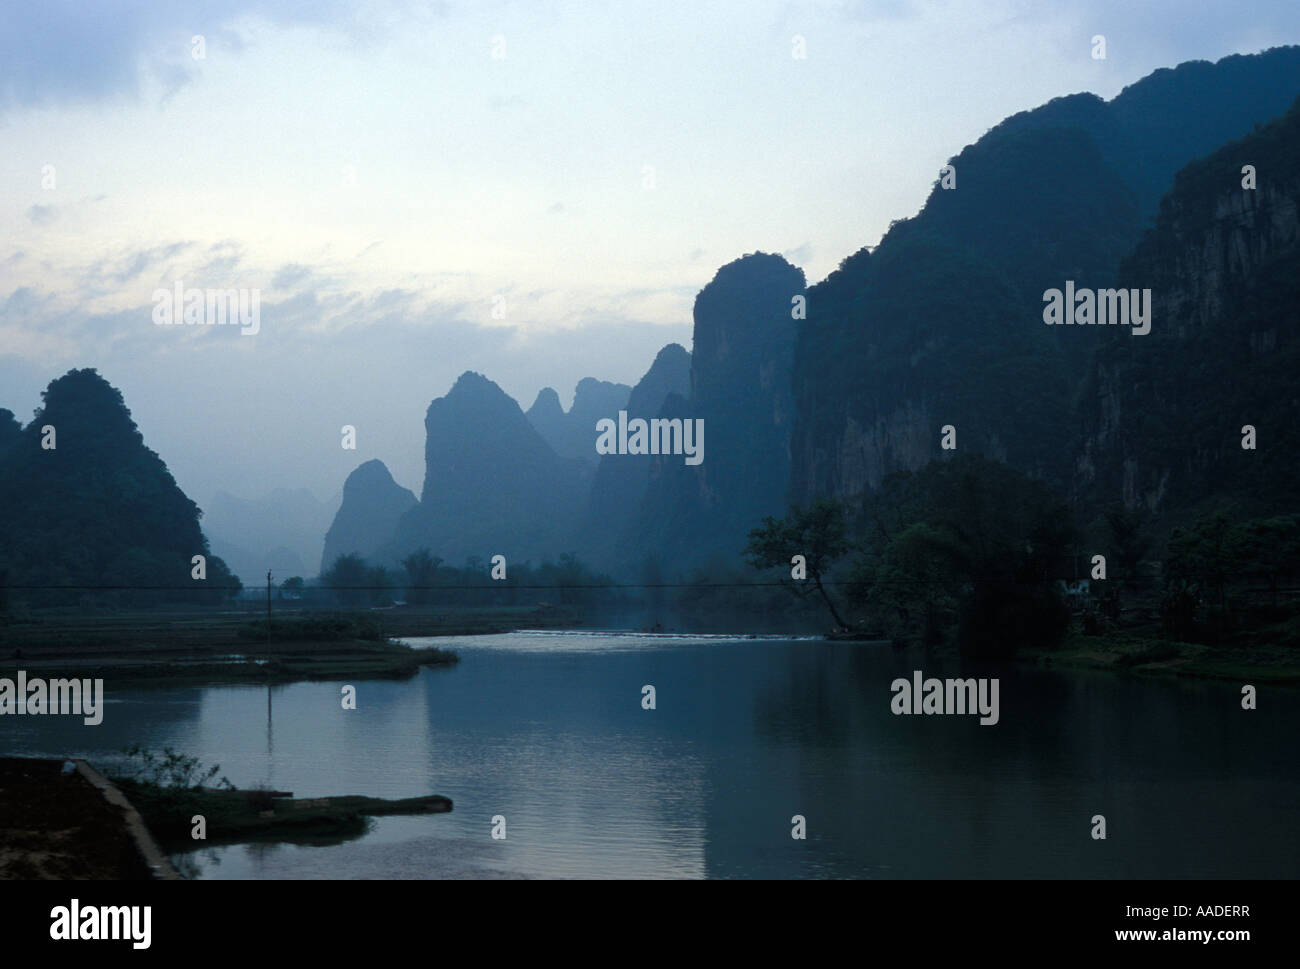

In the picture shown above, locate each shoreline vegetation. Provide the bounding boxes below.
[1021,630,1300,684]
[2,600,1296,689]
[105,746,453,860]
[115,779,453,853]
[0,605,591,687]
[743,462,1300,687]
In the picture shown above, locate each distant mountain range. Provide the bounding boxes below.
[321,48,1300,579]
[204,487,336,585]
[791,46,1300,511]
[526,378,632,463]
[6,47,1300,596]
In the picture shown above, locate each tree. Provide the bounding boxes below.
[857,522,964,645]
[321,553,370,607]
[1098,502,1152,616]
[369,565,397,606]
[1102,504,1150,579]
[640,554,666,619]
[1166,512,1237,616]
[746,498,850,629]
[851,455,1075,656]
[1238,516,1300,608]
[1164,511,1300,639]
[401,549,442,605]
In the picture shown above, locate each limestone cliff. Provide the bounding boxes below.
[321,460,417,573]
[1076,97,1300,519]
[791,48,1300,509]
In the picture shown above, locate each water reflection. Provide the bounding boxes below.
[3,633,1296,879]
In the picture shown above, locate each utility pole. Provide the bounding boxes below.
[266,569,274,753]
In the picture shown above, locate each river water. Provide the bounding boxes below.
[3,631,1296,878]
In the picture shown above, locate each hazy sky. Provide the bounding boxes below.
[2,0,1298,511]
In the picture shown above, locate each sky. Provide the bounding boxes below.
[2,0,1298,511]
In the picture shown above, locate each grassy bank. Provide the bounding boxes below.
[0,600,780,686]
[1020,629,1300,683]
[0,627,457,687]
[0,640,459,687]
[113,778,452,851]
[0,603,590,686]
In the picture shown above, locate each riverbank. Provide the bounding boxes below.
[7,603,1295,688]
[112,779,453,851]
[1019,629,1300,683]
[819,621,1300,685]
[0,634,458,686]
[0,757,176,879]
[0,604,585,687]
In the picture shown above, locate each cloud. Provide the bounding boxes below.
[0,232,697,506]
[100,240,195,285]
[197,243,246,280]
[0,0,363,113]
[26,204,58,226]
[149,56,196,105]
[1,286,53,317]
[841,0,922,22]
[783,242,814,264]
[271,263,313,290]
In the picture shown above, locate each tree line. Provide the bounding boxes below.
[747,454,1300,656]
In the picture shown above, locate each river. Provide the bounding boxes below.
[3,631,1296,878]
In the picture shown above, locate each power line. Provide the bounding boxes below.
[2,572,1297,593]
